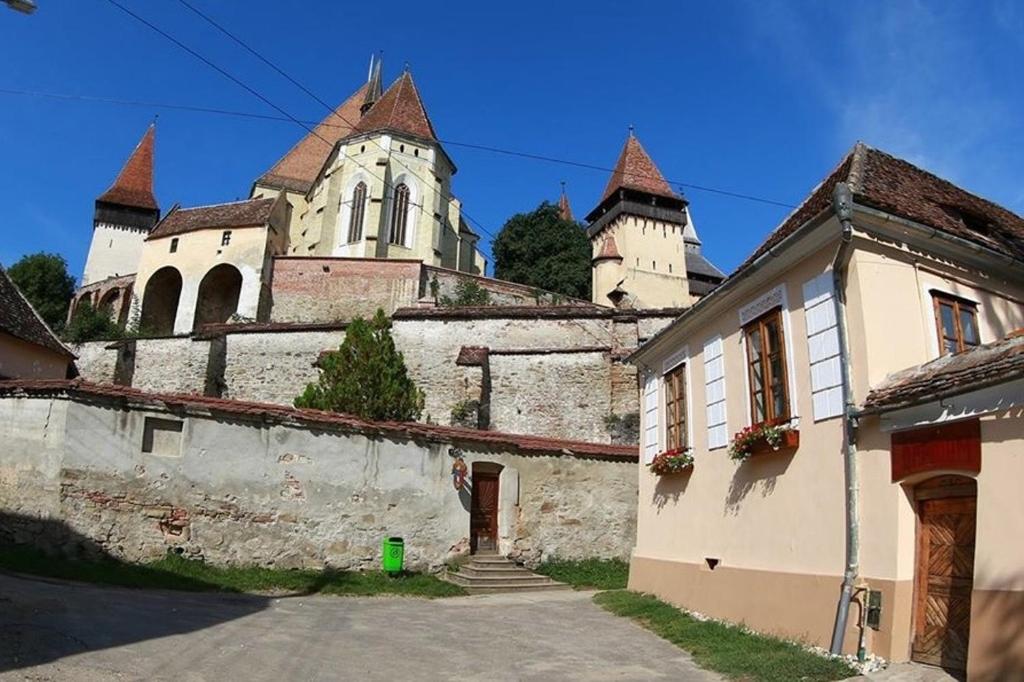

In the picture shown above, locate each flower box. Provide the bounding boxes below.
[728,422,799,462]
[649,448,694,476]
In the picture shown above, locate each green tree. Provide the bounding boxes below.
[439,278,492,307]
[6,252,76,331]
[295,309,424,421]
[492,201,591,300]
[62,300,124,344]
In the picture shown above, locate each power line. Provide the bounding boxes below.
[1,86,798,211]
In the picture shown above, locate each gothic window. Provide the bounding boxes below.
[348,182,367,243]
[389,183,411,246]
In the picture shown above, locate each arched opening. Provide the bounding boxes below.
[192,263,242,330]
[98,288,122,324]
[388,182,411,246]
[910,474,977,671]
[140,266,183,336]
[470,461,503,554]
[347,181,367,243]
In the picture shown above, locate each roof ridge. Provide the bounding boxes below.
[174,197,274,212]
[0,265,75,359]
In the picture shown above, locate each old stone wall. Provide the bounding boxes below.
[132,338,211,395]
[0,393,637,570]
[222,329,347,404]
[423,265,594,308]
[71,341,118,384]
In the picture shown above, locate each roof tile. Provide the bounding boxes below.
[148,198,276,240]
[97,125,157,211]
[0,265,74,359]
[353,72,437,141]
[602,134,677,202]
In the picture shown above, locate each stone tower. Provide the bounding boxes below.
[82,124,159,286]
[586,132,722,308]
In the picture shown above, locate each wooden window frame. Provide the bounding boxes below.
[347,181,367,243]
[388,183,410,246]
[743,307,791,426]
[664,364,687,451]
[931,292,979,355]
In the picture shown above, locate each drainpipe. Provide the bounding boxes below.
[829,181,861,655]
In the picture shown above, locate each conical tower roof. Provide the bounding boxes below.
[98,124,157,210]
[601,133,677,202]
[353,71,437,141]
[558,183,574,221]
[256,83,369,193]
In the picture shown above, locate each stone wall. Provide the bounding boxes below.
[132,338,211,395]
[70,341,118,384]
[222,328,347,404]
[0,387,637,570]
[423,265,594,308]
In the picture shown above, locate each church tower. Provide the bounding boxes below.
[586,132,722,308]
[82,124,159,286]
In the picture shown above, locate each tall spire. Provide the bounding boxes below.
[361,52,383,115]
[97,124,158,210]
[558,181,574,222]
[601,133,677,203]
[354,70,438,141]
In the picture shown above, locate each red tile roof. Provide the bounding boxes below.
[737,142,1024,273]
[97,124,158,210]
[148,198,276,240]
[0,379,638,461]
[863,330,1024,412]
[392,305,686,321]
[255,84,369,194]
[593,235,623,262]
[353,72,437,141]
[455,346,489,366]
[0,265,75,359]
[602,134,678,202]
[558,187,574,222]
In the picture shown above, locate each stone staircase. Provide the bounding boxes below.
[445,555,570,594]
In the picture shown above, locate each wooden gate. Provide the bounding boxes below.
[470,471,500,554]
[912,476,977,671]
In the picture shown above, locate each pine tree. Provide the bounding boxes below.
[294,309,424,422]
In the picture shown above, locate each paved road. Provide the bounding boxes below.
[0,572,719,681]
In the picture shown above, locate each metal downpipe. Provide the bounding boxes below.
[829,182,861,655]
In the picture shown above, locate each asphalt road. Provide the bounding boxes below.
[0,572,719,681]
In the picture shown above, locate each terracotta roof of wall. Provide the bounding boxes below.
[0,266,75,359]
[255,83,368,194]
[455,346,489,366]
[736,142,1024,273]
[863,330,1024,412]
[392,305,686,321]
[601,134,678,202]
[193,320,349,339]
[0,380,638,461]
[148,198,276,240]
[352,72,437,141]
[593,236,623,262]
[97,124,158,210]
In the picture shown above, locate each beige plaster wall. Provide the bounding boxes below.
[0,333,70,380]
[82,224,148,286]
[591,214,693,308]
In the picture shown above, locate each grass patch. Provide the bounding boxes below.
[0,547,465,598]
[594,591,857,682]
[534,558,629,590]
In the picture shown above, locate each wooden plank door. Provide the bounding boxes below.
[470,472,499,554]
[912,495,976,670]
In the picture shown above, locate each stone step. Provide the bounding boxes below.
[445,571,571,594]
[456,582,573,595]
[447,571,556,586]
[467,556,518,566]
[457,565,534,578]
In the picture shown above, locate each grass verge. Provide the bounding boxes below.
[534,558,629,590]
[0,547,465,598]
[593,590,857,682]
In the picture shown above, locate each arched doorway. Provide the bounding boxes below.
[98,288,122,324]
[911,475,977,672]
[140,267,183,336]
[470,462,503,554]
[192,264,242,329]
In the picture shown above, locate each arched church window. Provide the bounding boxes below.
[389,183,411,246]
[348,182,367,243]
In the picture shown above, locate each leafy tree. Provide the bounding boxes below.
[295,309,424,421]
[492,201,591,300]
[6,252,75,331]
[439,278,492,307]
[62,300,124,344]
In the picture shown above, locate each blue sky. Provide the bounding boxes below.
[2,1,1022,281]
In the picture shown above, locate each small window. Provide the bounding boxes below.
[652,261,657,270]
[169,237,178,253]
[664,364,687,450]
[142,417,183,457]
[932,292,980,354]
[669,263,673,273]
[414,148,419,157]
[221,231,232,246]
[399,144,405,153]
[744,308,790,424]
[360,144,366,153]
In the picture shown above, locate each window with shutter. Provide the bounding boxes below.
[704,336,728,449]
[803,272,843,420]
[743,308,790,424]
[643,373,659,464]
[664,364,687,450]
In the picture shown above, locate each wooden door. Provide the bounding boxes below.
[470,472,499,554]
[912,488,976,671]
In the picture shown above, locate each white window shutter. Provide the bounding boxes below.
[703,336,728,449]
[803,272,843,420]
[643,373,659,464]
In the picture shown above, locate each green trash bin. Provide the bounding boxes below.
[382,536,404,574]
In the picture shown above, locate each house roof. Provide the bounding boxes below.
[736,142,1024,273]
[255,83,369,194]
[601,134,678,203]
[148,198,276,240]
[863,330,1024,412]
[0,379,638,462]
[97,124,158,211]
[0,265,74,359]
[352,71,438,141]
